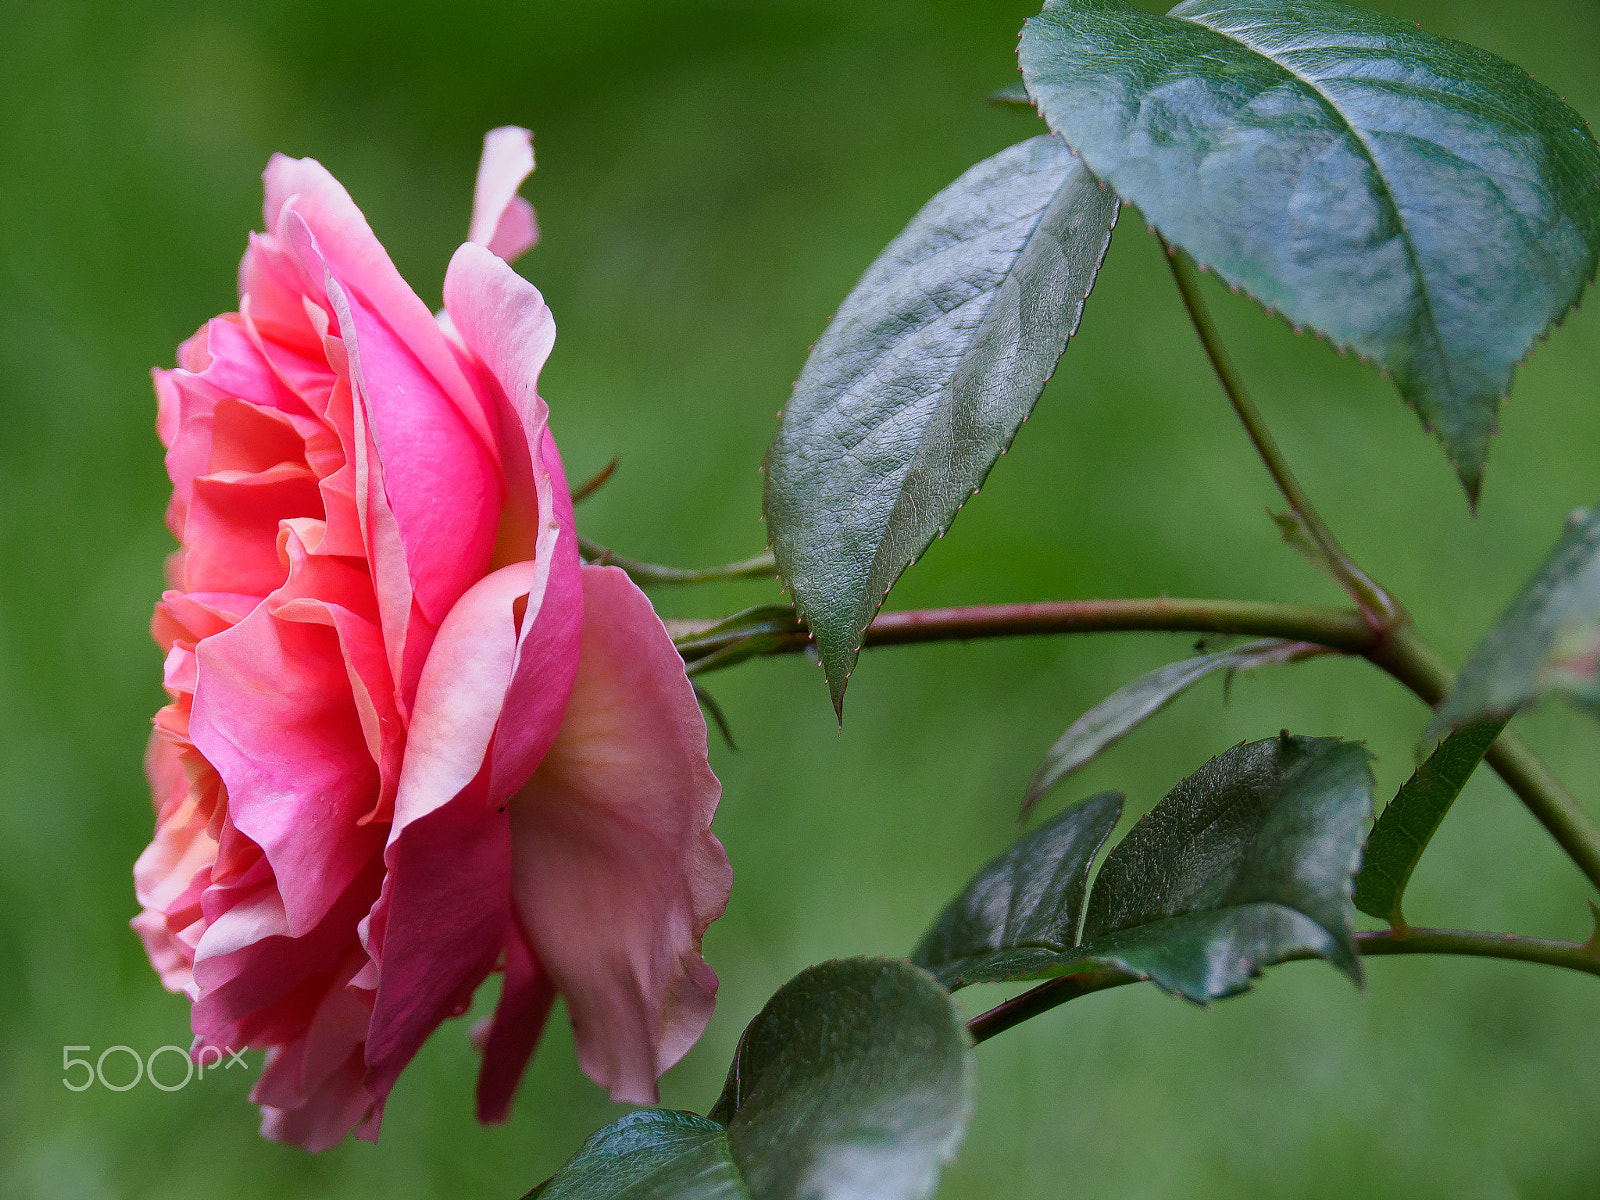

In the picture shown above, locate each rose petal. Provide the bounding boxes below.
[261,152,499,453]
[192,856,382,1054]
[301,218,502,634]
[474,916,557,1124]
[468,126,539,264]
[509,565,731,1105]
[188,553,384,936]
[363,545,580,1101]
[249,949,379,1151]
[361,770,509,1104]
[442,241,559,568]
[440,239,584,793]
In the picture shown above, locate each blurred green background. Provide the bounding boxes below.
[3,0,1599,1196]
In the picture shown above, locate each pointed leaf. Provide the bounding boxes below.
[1026,639,1319,809]
[914,735,1373,1002]
[1353,719,1505,928]
[912,791,1124,988]
[1020,0,1600,497]
[1428,504,1600,738]
[1077,735,1373,1001]
[525,1112,739,1200]
[763,136,1119,714]
[533,959,975,1200]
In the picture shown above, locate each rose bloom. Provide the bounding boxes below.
[133,128,731,1150]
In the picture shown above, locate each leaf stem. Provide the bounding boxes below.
[579,535,777,585]
[1163,244,1403,628]
[966,926,1600,1044]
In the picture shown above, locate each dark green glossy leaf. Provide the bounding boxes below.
[914,735,1372,1002]
[763,136,1119,714]
[1428,504,1600,738]
[1019,0,1600,498]
[533,959,975,1200]
[529,1112,740,1200]
[1025,639,1319,809]
[1353,719,1504,928]
[912,791,1123,988]
[1077,735,1373,1000]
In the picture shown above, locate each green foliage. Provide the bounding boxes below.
[763,136,1118,713]
[674,605,807,676]
[1019,0,1600,499]
[1025,640,1317,809]
[916,736,1374,1002]
[531,959,976,1200]
[913,792,1123,988]
[1353,720,1505,928]
[1429,504,1600,737]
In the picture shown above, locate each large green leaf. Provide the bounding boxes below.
[1353,719,1505,928]
[1077,735,1372,1000]
[913,735,1373,1003]
[1019,0,1600,499]
[531,959,975,1200]
[763,136,1119,714]
[1025,639,1318,809]
[912,791,1124,988]
[1427,503,1600,739]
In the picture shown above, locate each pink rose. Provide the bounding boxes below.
[133,128,732,1151]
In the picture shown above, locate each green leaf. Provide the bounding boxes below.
[671,605,807,677]
[1077,735,1373,1000]
[533,959,976,1200]
[526,1112,741,1200]
[1025,639,1320,810]
[763,136,1119,715]
[912,791,1124,988]
[912,735,1373,1002]
[1353,719,1505,928]
[1019,0,1600,499]
[1427,504,1600,739]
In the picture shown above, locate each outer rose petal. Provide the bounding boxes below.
[474,918,556,1124]
[441,241,557,577]
[509,565,731,1106]
[468,127,539,264]
[254,960,381,1151]
[293,213,501,646]
[366,230,583,1108]
[259,152,498,453]
[364,549,582,1101]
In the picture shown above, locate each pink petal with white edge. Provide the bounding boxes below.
[442,241,557,568]
[363,551,581,1100]
[291,210,502,635]
[260,152,498,454]
[510,565,731,1106]
[442,238,581,796]
[469,126,540,264]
